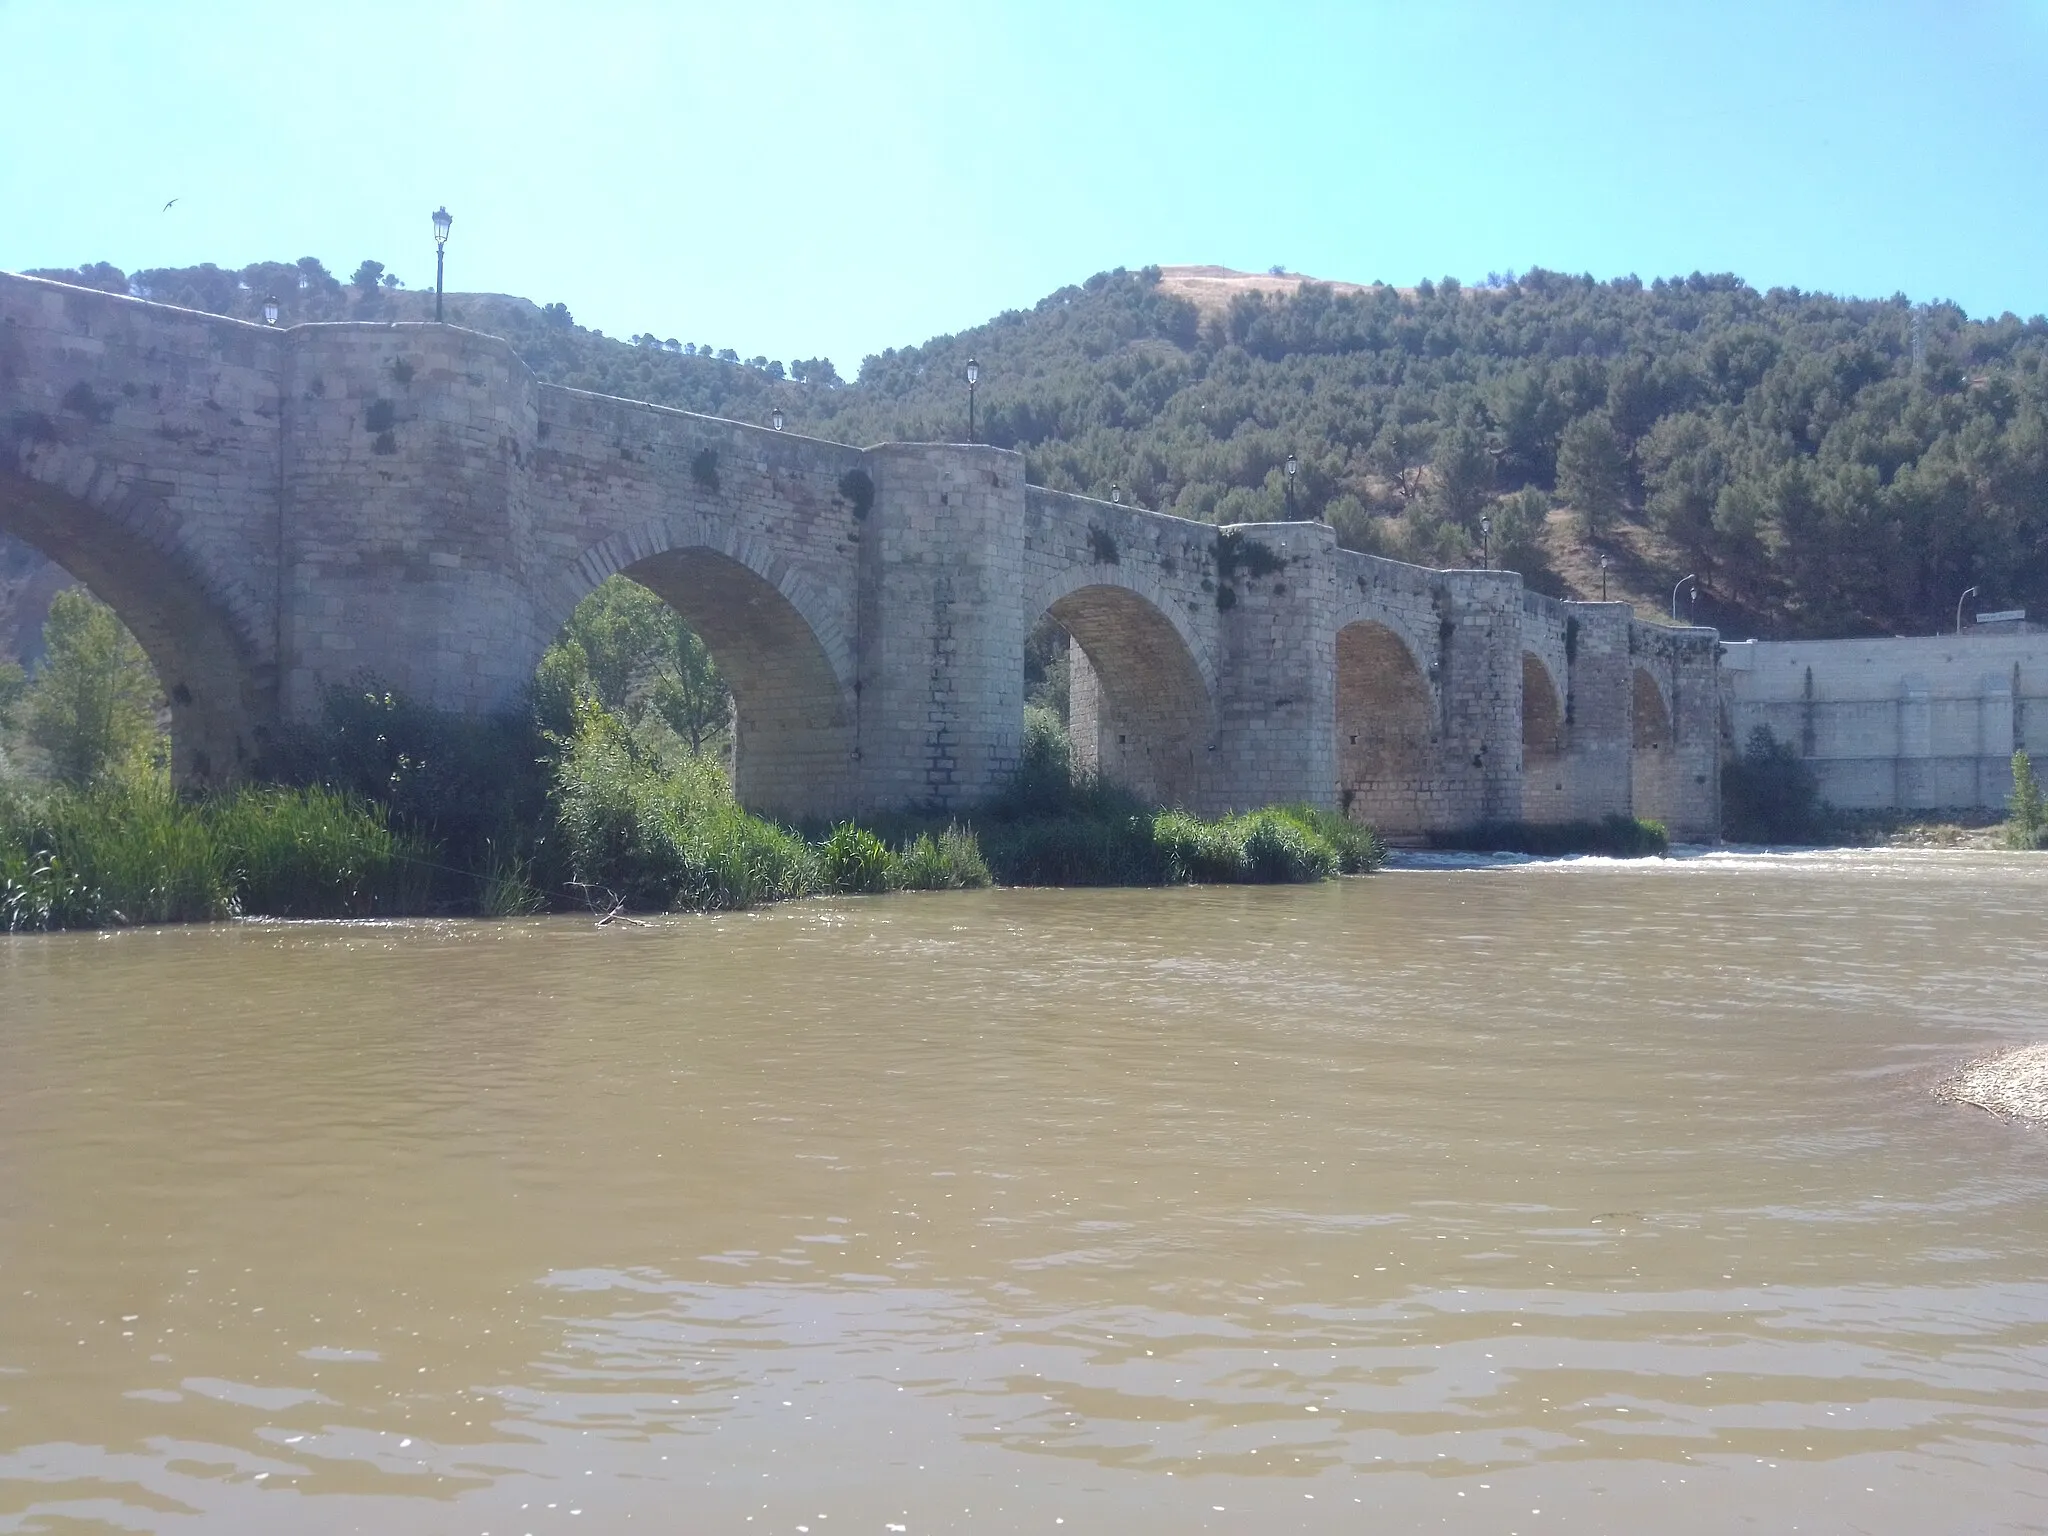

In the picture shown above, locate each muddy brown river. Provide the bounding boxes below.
[5,851,2048,1533]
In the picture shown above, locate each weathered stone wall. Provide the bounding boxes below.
[1,269,1726,837]
[1722,633,2048,812]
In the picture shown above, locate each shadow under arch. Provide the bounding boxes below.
[0,467,274,785]
[602,546,856,821]
[1336,620,1437,837]
[1632,665,1675,824]
[1520,652,1570,823]
[1042,582,1213,808]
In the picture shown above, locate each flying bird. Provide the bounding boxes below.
[161,198,178,212]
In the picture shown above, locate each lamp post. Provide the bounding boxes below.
[431,206,453,322]
[1479,513,1491,570]
[1957,585,1979,635]
[1110,482,1121,504]
[771,406,785,432]
[1672,572,1698,622]
[1599,554,1609,601]
[262,294,279,326]
[965,357,979,443]
[1284,453,1298,516]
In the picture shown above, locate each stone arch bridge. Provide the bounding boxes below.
[0,272,1721,838]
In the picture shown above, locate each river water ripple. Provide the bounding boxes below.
[4,851,2048,1532]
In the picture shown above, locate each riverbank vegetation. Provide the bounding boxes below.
[0,587,1386,932]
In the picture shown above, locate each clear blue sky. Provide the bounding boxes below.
[5,0,2047,373]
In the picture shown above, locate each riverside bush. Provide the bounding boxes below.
[1721,725,1826,844]
[1428,814,1670,858]
[550,705,815,910]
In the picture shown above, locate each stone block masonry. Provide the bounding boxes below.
[1722,633,2048,815]
[1,269,1721,834]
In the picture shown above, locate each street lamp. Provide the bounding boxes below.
[262,294,279,326]
[1110,482,1121,504]
[1284,453,1298,515]
[1479,513,1491,570]
[771,405,785,432]
[964,357,979,443]
[1957,585,1979,635]
[1672,572,1699,622]
[1599,554,1610,601]
[431,205,453,322]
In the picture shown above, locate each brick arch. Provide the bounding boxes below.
[1030,576,1214,808]
[546,519,856,821]
[1336,620,1438,836]
[0,446,276,784]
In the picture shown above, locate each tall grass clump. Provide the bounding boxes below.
[0,778,437,931]
[896,824,992,890]
[209,785,434,917]
[1,778,230,930]
[1270,804,1387,873]
[820,824,897,893]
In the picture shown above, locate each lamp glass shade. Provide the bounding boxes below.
[965,358,979,386]
[771,408,785,431]
[262,296,279,325]
[1285,454,1298,478]
[432,206,453,243]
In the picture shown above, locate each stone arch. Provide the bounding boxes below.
[1632,665,1676,826]
[1034,580,1213,808]
[1520,652,1571,824]
[547,520,856,821]
[1027,563,1216,702]
[1336,620,1437,836]
[0,453,274,785]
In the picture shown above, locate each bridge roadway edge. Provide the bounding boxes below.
[0,270,1721,836]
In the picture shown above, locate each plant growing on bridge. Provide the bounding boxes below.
[838,468,874,520]
[2007,750,2047,850]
